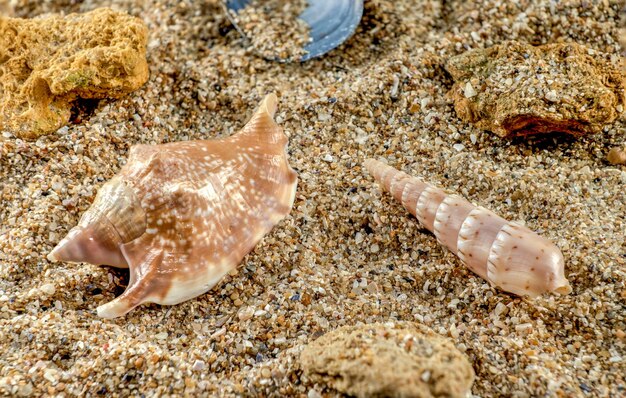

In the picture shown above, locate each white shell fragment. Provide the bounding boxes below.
[48,94,298,318]
[364,159,572,298]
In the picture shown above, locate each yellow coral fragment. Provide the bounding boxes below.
[0,8,149,139]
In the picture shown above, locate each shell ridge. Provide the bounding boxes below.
[415,185,446,231]
[389,171,411,203]
[432,196,452,249]
[433,195,476,254]
[399,179,425,218]
[456,206,506,281]
[487,223,526,294]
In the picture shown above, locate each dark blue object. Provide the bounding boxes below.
[224,0,250,11]
[224,0,364,61]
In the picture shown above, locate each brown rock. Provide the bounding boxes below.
[300,322,475,398]
[607,146,626,165]
[445,41,625,138]
[0,8,149,139]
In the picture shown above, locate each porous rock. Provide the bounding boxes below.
[446,41,625,138]
[300,322,475,398]
[0,8,149,139]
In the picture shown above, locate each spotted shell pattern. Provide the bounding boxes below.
[364,159,572,297]
[48,94,298,318]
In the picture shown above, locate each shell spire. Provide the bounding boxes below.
[49,94,297,318]
[47,177,145,267]
[364,159,571,298]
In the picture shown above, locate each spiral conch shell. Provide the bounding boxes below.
[48,94,298,318]
[364,159,572,298]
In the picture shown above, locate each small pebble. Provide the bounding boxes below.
[192,360,205,371]
[17,383,33,397]
[40,283,56,296]
[43,368,59,384]
[494,302,508,317]
[307,389,322,398]
[607,147,626,165]
[463,82,477,98]
[453,143,465,152]
[544,90,559,102]
[238,306,255,321]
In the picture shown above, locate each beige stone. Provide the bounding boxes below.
[607,146,626,165]
[446,41,625,138]
[0,8,149,139]
[300,322,475,398]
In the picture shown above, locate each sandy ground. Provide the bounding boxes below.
[1,0,625,396]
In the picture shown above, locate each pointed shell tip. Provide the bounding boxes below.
[259,93,278,118]
[47,242,63,262]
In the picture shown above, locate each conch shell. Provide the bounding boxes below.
[364,159,572,298]
[48,94,298,318]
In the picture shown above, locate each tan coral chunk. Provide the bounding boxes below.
[0,8,149,139]
[300,322,475,398]
[445,41,625,138]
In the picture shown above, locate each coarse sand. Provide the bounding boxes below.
[0,1,625,397]
[228,0,311,61]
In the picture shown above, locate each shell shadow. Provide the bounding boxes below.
[69,98,100,126]
[506,132,583,155]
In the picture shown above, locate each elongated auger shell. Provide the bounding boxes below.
[364,159,572,298]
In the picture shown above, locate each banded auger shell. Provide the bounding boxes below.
[48,94,298,318]
[364,159,572,298]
